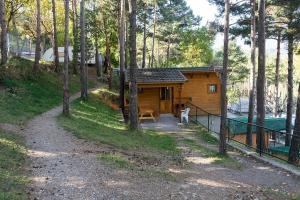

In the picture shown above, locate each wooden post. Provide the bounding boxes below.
[178,84,183,121]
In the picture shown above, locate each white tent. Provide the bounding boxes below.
[42,46,102,65]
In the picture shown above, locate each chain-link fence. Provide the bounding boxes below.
[186,101,300,167]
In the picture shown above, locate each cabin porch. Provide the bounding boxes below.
[137,84,188,121]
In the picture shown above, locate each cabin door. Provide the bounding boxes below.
[160,87,173,113]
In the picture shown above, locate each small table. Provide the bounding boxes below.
[139,107,156,122]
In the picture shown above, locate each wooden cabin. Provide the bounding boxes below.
[127,67,222,120]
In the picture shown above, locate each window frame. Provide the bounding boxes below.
[207,84,217,94]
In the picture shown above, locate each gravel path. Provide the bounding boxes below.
[15,94,299,200]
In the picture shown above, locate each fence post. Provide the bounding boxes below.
[227,119,230,142]
[208,113,210,132]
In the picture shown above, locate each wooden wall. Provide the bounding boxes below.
[174,72,221,115]
[137,88,160,117]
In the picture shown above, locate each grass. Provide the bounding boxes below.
[57,93,178,153]
[0,57,92,125]
[0,129,28,200]
[182,138,243,169]
[197,127,219,144]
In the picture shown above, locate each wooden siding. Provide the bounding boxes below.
[174,72,221,115]
[137,88,160,117]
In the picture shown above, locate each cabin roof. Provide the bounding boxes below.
[126,66,222,84]
[134,68,187,83]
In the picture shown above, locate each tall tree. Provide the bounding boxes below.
[141,8,147,69]
[256,0,266,152]
[33,0,41,73]
[80,0,87,100]
[63,0,70,115]
[52,0,60,72]
[150,3,156,68]
[269,0,300,146]
[219,0,230,155]
[246,0,256,146]
[288,83,300,164]
[95,41,101,77]
[72,0,79,74]
[119,0,126,118]
[285,25,294,146]
[0,0,7,65]
[274,31,281,117]
[129,0,139,130]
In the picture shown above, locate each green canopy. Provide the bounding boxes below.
[269,146,290,155]
[227,117,286,135]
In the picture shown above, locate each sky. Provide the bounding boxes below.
[185,0,284,56]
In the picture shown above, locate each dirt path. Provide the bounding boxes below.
[16,96,299,200]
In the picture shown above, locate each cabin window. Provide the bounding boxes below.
[160,87,170,100]
[208,84,217,94]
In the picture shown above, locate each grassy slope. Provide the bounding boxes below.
[0,57,82,125]
[57,93,177,152]
[0,130,28,200]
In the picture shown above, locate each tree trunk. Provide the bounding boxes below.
[286,33,294,146]
[72,0,79,74]
[63,0,70,116]
[167,36,171,67]
[125,20,128,69]
[33,0,41,73]
[95,41,101,77]
[288,83,300,164]
[119,0,126,118]
[150,4,157,68]
[256,0,266,153]
[12,9,20,56]
[104,28,112,89]
[246,0,256,147]
[52,0,60,72]
[141,14,147,69]
[80,0,87,100]
[274,32,281,117]
[129,0,139,130]
[0,0,7,65]
[219,0,230,155]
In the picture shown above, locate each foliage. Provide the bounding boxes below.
[57,92,178,152]
[266,59,287,85]
[0,129,28,200]
[211,42,249,84]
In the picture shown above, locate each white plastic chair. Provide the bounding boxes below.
[181,107,190,123]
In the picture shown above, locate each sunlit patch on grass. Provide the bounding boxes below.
[0,129,29,199]
[182,138,243,170]
[193,178,230,188]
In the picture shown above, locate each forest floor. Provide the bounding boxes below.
[1,89,295,200]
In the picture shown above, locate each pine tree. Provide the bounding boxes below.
[52,0,60,72]
[63,0,70,115]
[0,0,7,65]
[256,0,266,153]
[219,0,230,155]
[33,0,41,73]
[129,0,139,130]
[80,0,87,100]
